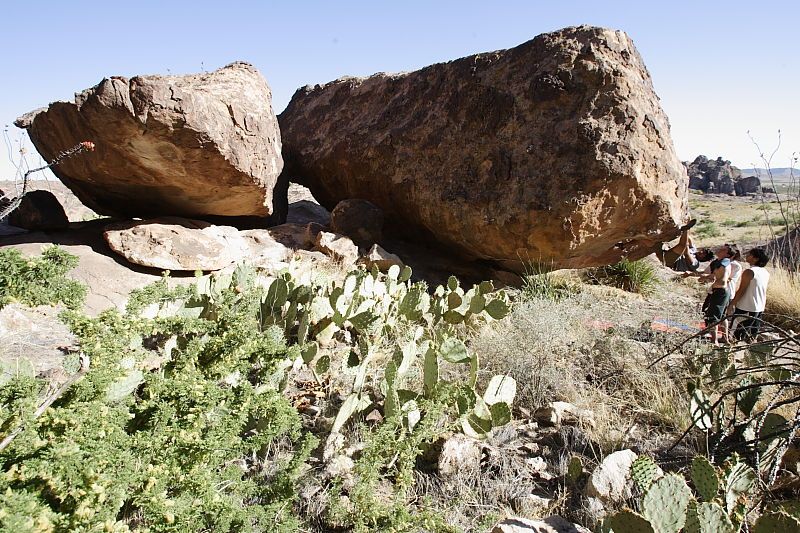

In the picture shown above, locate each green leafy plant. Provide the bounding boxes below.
[588,258,659,295]
[0,246,86,310]
[0,269,315,531]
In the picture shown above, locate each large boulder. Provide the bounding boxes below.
[686,155,742,195]
[7,190,69,231]
[15,62,284,220]
[104,218,250,271]
[735,175,761,196]
[279,26,688,271]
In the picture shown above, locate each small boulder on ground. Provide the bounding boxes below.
[314,231,359,265]
[585,449,638,503]
[438,433,482,477]
[304,222,326,248]
[7,190,69,231]
[330,199,383,247]
[360,244,403,272]
[534,402,595,428]
[104,217,249,271]
[491,516,591,533]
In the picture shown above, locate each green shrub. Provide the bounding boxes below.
[521,262,581,301]
[695,220,722,238]
[588,258,659,295]
[0,246,86,310]
[0,276,315,532]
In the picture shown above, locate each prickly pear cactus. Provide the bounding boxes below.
[690,456,719,502]
[631,455,661,492]
[685,501,735,533]
[642,474,692,533]
[724,462,756,514]
[754,511,800,533]
[604,509,655,533]
[566,456,583,486]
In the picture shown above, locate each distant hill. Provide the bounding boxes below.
[739,168,796,181]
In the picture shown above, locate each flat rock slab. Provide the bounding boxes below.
[16,62,283,219]
[280,25,687,270]
[104,218,249,271]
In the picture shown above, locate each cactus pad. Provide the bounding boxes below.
[631,455,661,492]
[724,462,756,513]
[754,511,800,533]
[566,456,583,486]
[685,502,734,533]
[604,509,655,533]
[642,473,692,533]
[690,456,719,502]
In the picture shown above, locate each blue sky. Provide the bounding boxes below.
[2,1,798,182]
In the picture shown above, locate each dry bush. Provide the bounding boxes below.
[765,267,800,322]
[471,289,691,451]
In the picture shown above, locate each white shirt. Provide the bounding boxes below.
[737,266,770,313]
[727,261,743,296]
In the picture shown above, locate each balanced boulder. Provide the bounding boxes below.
[16,62,284,220]
[279,26,688,270]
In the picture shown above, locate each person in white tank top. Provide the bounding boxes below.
[721,245,743,342]
[727,248,771,341]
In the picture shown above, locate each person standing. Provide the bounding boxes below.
[727,248,771,341]
[722,245,743,342]
[700,246,732,345]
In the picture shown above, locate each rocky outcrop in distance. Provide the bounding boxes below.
[685,155,761,196]
[279,25,688,271]
[15,62,284,221]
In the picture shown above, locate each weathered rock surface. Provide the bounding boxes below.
[534,402,596,428]
[585,449,638,502]
[314,231,359,265]
[16,62,283,219]
[685,155,759,196]
[735,175,761,196]
[491,516,591,533]
[360,244,403,272]
[330,199,383,247]
[7,190,69,231]
[104,218,250,271]
[438,434,482,477]
[280,25,687,271]
[0,304,78,385]
[0,228,191,315]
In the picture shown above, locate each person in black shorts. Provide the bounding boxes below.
[699,246,732,345]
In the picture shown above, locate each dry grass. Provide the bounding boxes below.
[472,287,692,452]
[765,267,800,322]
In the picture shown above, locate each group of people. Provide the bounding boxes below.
[660,219,771,345]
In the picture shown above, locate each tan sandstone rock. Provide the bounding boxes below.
[16,62,283,220]
[314,231,359,265]
[360,244,403,272]
[104,218,249,271]
[280,26,687,271]
[438,434,482,477]
[491,516,591,533]
[585,449,639,503]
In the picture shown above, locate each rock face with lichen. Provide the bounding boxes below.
[279,25,688,270]
[16,62,284,220]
